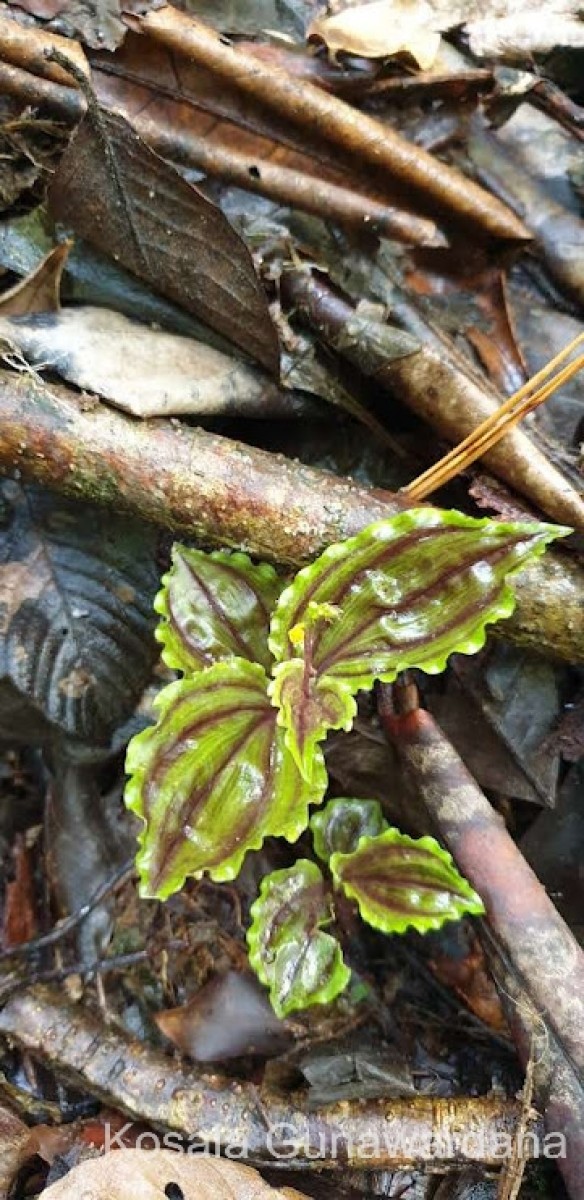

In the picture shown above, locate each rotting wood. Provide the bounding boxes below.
[0,370,582,664]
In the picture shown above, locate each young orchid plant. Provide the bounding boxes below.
[124,507,566,1016]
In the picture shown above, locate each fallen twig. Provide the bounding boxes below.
[0,369,582,664]
[377,680,584,1199]
[126,6,530,243]
[378,680,584,1081]
[0,861,134,963]
[0,60,84,122]
[0,986,539,1170]
[484,934,584,1200]
[129,116,447,249]
[405,332,584,500]
[0,14,88,85]
[280,268,584,532]
[0,53,444,251]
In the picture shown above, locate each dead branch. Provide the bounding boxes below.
[130,116,447,249]
[0,369,582,664]
[484,936,584,1200]
[377,682,584,1199]
[127,6,530,243]
[280,268,584,533]
[0,61,84,122]
[0,15,88,85]
[0,55,444,251]
[378,682,584,1080]
[0,986,539,1170]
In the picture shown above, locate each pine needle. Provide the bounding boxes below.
[404,332,584,502]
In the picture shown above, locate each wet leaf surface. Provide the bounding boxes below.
[155,545,281,674]
[247,859,350,1016]
[310,796,387,860]
[125,660,326,899]
[451,645,562,806]
[331,828,485,935]
[0,481,159,744]
[49,106,279,374]
[268,507,565,778]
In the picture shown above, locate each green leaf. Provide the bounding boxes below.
[247,860,351,1017]
[269,508,567,777]
[311,797,387,861]
[269,660,355,779]
[124,660,326,900]
[155,544,281,674]
[331,828,485,935]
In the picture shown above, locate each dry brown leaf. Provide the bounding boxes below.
[156,970,291,1061]
[49,107,280,376]
[40,1149,310,1199]
[91,33,386,205]
[308,0,442,68]
[0,242,70,316]
[0,306,292,418]
[310,0,584,66]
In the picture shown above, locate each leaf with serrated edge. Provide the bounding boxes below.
[331,828,485,935]
[247,860,351,1017]
[125,660,326,900]
[155,544,281,674]
[311,797,387,861]
[269,508,568,776]
[269,659,355,779]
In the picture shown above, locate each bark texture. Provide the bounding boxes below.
[0,371,582,663]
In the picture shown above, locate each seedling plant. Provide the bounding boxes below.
[124,508,565,1016]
